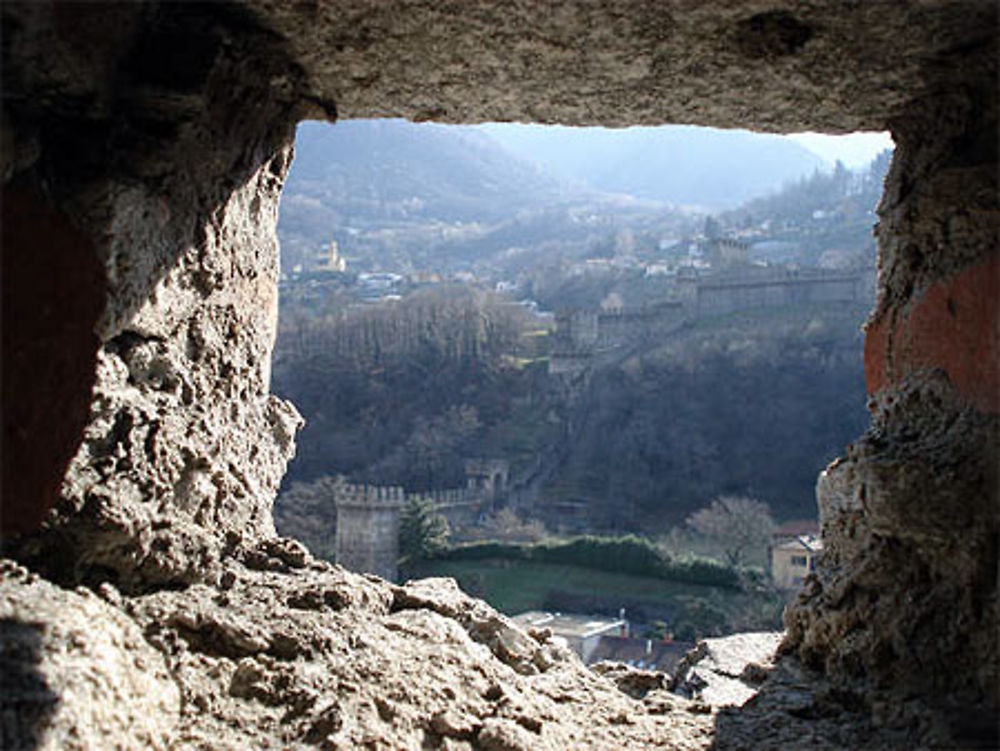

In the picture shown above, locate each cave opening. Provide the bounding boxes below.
[2,3,996,747]
[268,118,892,631]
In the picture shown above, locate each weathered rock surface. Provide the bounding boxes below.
[37,155,304,590]
[244,0,995,132]
[783,373,1000,720]
[709,656,969,751]
[0,560,180,750]
[2,552,720,749]
[3,2,310,589]
[783,44,999,721]
[672,632,783,708]
[1,1,997,749]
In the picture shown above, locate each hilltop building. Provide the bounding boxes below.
[706,237,750,269]
[316,240,347,272]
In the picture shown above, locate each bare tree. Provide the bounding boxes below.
[273,476,343,561]
[686,495,775,567]
[473,508,547,543]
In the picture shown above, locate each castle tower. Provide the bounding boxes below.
[465,459,510,507]
[334,482,404,581]
[707,237,749,269]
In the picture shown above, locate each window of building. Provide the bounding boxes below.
[791,555,808,566]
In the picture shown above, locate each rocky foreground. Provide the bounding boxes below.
[3,540,957,750]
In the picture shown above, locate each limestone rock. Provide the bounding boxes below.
[672,632,782,708]
[0,553,712,750]
[1,1,997,748]
[0,560,180,750]
[3,3,311,590]
[245,0,995,132]
[392,577,559,676]
[34,156,305,591]
[590,661,669,699]
[784,373,1000,713]
[709,654,991,751]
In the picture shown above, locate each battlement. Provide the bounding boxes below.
[329,477,489,511]
[331,473,499,581]
[334,480,406,508]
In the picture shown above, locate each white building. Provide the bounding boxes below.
[770,535,823,589]
[512,611,626,663]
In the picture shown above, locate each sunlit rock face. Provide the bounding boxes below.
[1,0,997,747]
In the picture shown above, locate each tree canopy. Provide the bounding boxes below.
[686,496,776,567]
[398,495,451,563]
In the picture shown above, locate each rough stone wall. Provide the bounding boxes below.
[244,0,994,132]
[1,1,998,748]
[2,2,313,590]
[783,38,1000,719]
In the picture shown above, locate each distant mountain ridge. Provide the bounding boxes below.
[278,119,834,274]
[477,123,829,209]
[287,119,577,224]
[279,119,589,272]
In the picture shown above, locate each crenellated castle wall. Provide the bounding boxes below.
[550,267,874,375]
[331,478,496,580]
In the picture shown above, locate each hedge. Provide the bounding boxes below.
[436,535,741,589]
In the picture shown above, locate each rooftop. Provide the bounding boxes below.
[772,534,823,553]
[512,611,626,640]
[589,636,695,673]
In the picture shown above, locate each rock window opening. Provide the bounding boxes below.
[1,4,995,748]
[270,118,890,639]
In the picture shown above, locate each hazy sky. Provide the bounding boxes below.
[479,122,893,172]
[786,131,893,168]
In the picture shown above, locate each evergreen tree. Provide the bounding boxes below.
[398,495,450,562]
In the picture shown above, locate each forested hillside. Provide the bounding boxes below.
[278,120,596,274]
[273,286,550,491]
[538,304,869,530]
[273,124,889,540]
[274,285,870,533]
[724,150,892,269]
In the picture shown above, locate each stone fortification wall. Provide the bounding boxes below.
[694,269,873,317]
[550,269,871,374]
[331,480,489,579]
[334,484,404,581]
[333,480,486,512]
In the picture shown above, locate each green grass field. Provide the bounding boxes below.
[408,558,783,639]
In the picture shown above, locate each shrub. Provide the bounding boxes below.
[399,495,450,562]
[436,535,741,589]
